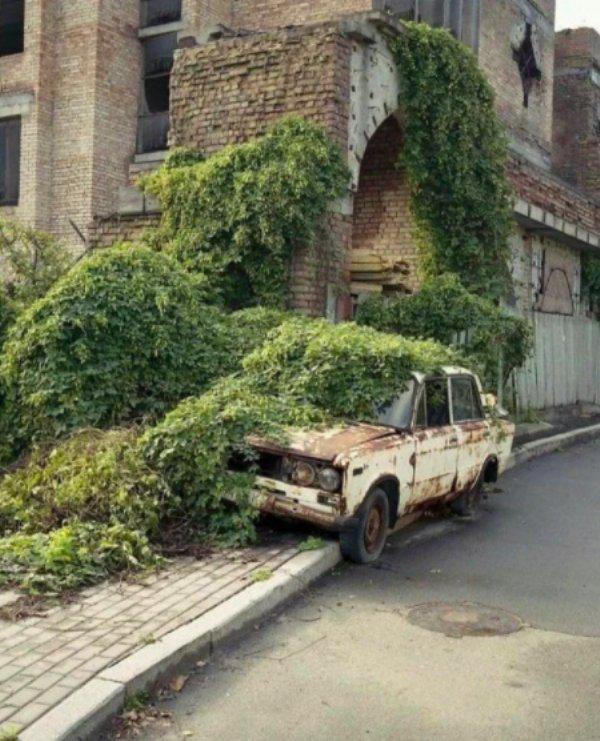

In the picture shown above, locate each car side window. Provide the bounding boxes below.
[425,379,450,427]
[451,377,484,422]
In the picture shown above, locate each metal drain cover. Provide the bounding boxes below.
[407,601,523,638]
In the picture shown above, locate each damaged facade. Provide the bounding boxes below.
[1,0,600,409]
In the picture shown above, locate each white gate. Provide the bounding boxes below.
[511,312,600,410]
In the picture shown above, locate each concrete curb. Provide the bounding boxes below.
[19,421,600,740]
[506,421,600,471]
[20,543,341,741]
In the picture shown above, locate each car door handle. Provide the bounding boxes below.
[448,436,459,446]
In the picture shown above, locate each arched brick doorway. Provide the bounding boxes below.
[351,115,419,304]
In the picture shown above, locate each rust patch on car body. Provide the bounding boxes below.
[248,423,397,462]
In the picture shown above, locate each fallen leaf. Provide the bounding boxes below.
[169,675,189,693]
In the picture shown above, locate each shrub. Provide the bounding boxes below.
[356,274,532,386]
[0,218,71,309]
[0,428,168,537]
[141,116,349,308]
[0,244,231,451]
[223,306,296,364]
[242,317,460,418]
[143,320,460,544]
[0,522,158,594]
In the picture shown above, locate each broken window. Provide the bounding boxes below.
[140,0,182,29]
[138,32,177,153]
[512,22,542,108]
[0,117,21,206]
[0,0,25,57]
[374,0,481,50]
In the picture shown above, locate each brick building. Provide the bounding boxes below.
[1,0,600,407]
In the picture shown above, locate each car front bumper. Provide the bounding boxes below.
[250,476,358,533]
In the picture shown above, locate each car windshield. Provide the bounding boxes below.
[376,381,416,430]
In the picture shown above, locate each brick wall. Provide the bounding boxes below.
[169,25,352,153]
[88,212,160,249]
[232,0,371,31]
[479,0,555,165]
[508,154,600,233]
[553,28,600,200]
[351,115,419,292]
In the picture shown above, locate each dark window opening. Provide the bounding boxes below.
[374,1,481,50]
[0,117,21,206]
[141,0,182,29]
[513,22,542,108]
[138,32,177,153]
[0,0,25,56]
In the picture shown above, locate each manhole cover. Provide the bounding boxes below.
[407,601,523,638]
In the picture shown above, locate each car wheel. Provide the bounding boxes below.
[340,487,389,564]
[450,476,483,517]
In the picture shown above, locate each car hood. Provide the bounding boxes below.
[248,423,397,463]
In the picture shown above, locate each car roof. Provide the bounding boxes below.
[412,367,475,382]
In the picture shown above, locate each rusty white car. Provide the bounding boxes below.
[245,368,514,563]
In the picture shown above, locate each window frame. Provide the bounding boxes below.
[413,376,452,430]
[0,116,21,207]
[449,374,484,424]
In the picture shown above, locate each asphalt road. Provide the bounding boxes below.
[135,440,600,741]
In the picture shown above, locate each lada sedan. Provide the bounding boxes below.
[244,368,514,563]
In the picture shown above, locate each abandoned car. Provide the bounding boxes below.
[244,368,515,563]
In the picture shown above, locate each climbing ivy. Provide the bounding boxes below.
[141,116,349,308]
[581,253,600,317]
[391,24,514,300]
[356,274,533,389]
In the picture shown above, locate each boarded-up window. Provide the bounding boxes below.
[0,118,21,206]
[0,0,25,56]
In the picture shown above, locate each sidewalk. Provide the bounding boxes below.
[2,419,600,740]
[0,538,307,737]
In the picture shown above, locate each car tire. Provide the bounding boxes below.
[340,487,389,564]
[450,476,483,517]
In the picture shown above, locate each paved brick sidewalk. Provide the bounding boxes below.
[0,539,300,735]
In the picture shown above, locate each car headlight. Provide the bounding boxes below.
[318,467,342,493]
[293,461,316,487]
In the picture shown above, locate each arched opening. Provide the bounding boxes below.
[351,115,419,303]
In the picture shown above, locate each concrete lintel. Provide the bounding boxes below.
[514,201,600,254]
[138,20,184,39]
[0,91,34,118]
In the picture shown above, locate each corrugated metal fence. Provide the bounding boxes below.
[510,312,600,410]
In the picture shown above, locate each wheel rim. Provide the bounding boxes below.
[364,504,384,553]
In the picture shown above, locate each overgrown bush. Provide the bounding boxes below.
[0,244,231,454]
[0,522,158,594]
[0,428,167,537]
[581,253,600,317]
[242,317,459,418]
[223,306,296,365]
[141,116,349,308]
[392,25,513,299]
[143,319,460,545]
[0,218,71,310]
[356,274,532,386]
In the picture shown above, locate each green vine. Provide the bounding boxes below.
[392,24,514,300]
[581,253,600,317]
[141,116,349,309]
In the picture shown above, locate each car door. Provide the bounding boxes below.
[409,377,459,507]
[451,375,491,491]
